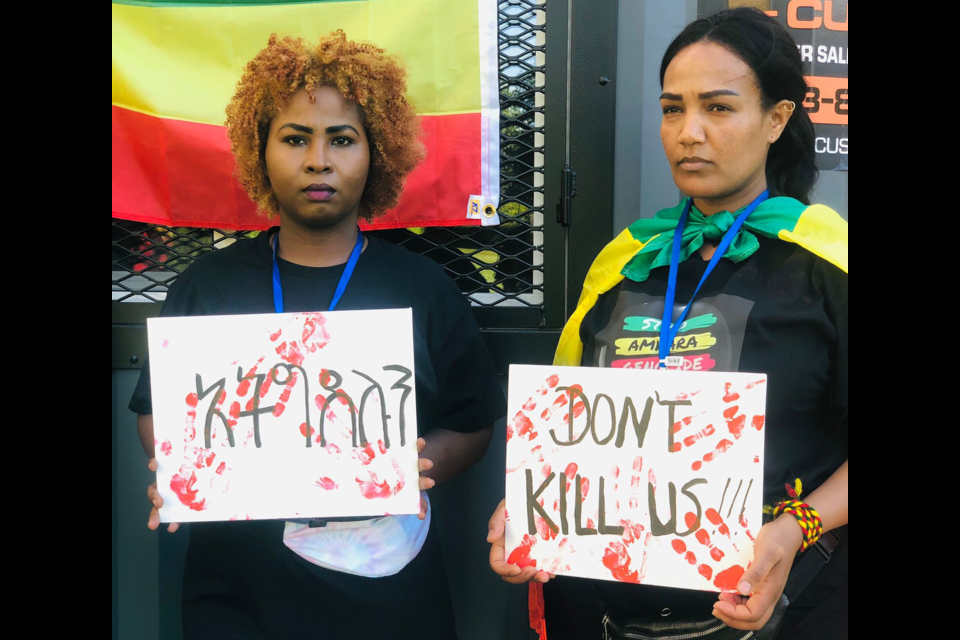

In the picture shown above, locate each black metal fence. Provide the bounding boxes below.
[112,0,546,326]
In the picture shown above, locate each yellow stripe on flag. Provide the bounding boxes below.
[553,228,649,367]
[112,0,482,126]
[778,204,848,274]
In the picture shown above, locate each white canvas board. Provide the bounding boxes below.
[504,364,766,592]
[147,308,420,523]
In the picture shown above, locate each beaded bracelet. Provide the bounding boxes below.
[772,500,823,552]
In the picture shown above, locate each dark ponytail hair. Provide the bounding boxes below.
[659,7,818,204]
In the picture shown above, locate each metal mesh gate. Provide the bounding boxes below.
[112,0,546,327]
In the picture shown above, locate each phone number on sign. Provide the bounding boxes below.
[802,76,847,126]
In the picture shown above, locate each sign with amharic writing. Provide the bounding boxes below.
[504,365,766,592]
[148,309,420,523]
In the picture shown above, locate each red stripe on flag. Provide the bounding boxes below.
[112,105,483,230]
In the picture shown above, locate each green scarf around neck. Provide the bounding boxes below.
[621,196,811,283]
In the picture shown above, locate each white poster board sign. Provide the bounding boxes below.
[148,308,420,523]
[504,365,766,592]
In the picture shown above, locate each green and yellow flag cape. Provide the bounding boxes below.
[554,196,848,367]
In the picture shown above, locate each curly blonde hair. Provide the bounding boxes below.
[225,31,425,220]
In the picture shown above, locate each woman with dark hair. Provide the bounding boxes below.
[488,8,847,640]
[132,31,504,638]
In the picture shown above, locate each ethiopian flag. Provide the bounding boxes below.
[112,0,500,230]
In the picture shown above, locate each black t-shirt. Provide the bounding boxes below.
[129,230,505,638]
[577,237,847,633]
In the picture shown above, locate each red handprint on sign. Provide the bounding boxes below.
[671,380,765,471]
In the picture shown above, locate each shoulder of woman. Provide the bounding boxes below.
[363,236,472,318]
[367,237,455,284]
[776,202,847,274]
[170,233,268,298]
[578,226,655,296]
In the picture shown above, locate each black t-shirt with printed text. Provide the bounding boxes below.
[568,237,847,636]
[129,230,506,639]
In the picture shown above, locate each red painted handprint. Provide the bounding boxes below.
[671,379,766,471]
[666,508,746,591]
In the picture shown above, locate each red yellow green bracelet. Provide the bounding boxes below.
[772,500,823,552]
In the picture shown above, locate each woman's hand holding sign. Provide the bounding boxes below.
[141,414,181,533]
[711,513,801,629]
[416,437,434,520]
[146,457,180,533]
[487,498,553,584]
[713,460,848,630]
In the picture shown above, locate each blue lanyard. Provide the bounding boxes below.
[658,191,768,368]
[271,229,364,313]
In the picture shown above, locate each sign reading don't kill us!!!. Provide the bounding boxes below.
[504,365,766,592]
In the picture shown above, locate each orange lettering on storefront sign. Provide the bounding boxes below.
[802,76,847,126]
[786,0,847,32]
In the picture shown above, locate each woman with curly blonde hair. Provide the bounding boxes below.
[225,31,426,223]
[131,31,503,638]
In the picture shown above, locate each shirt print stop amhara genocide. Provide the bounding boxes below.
[504,365,766,592]
[147,308,421,522]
